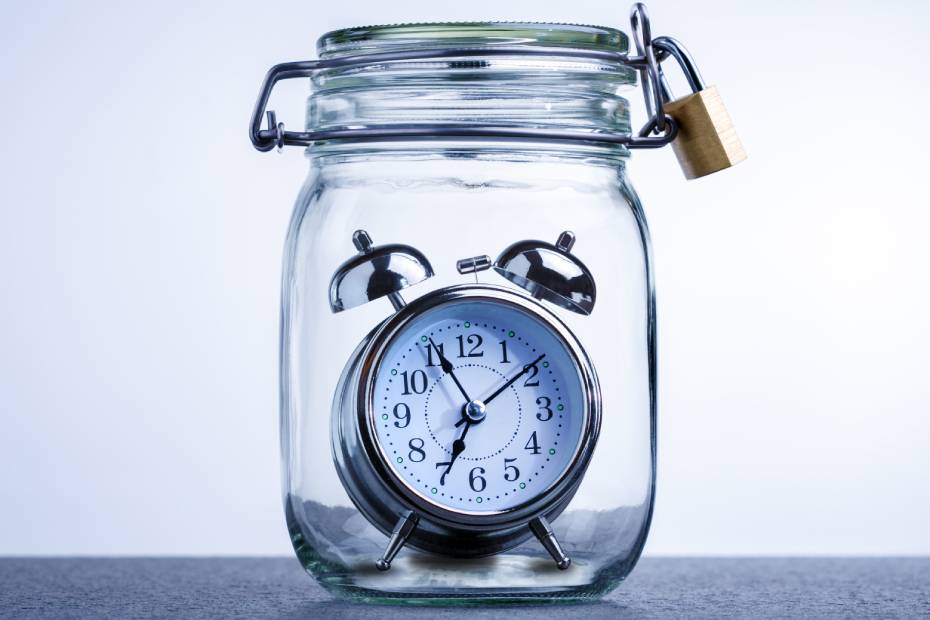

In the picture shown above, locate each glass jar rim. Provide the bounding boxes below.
[317,22,629,58]
[308,22,634,159]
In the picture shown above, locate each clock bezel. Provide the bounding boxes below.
[354,284,601,531]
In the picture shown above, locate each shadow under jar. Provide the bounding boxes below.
[280,22,656,603]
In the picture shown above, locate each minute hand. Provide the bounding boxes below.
[483,354,546,405]
[454,353,546,428]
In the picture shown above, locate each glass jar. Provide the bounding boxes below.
[279,22,656,603]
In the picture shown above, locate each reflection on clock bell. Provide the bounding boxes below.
[494,231,596,316]
[328,230,434,313]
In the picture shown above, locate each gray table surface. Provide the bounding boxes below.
[2,558,928,619]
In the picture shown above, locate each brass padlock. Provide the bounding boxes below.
[664,86,746,180]
[651,39,746,180]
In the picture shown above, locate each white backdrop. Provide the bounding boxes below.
[1,0,928,556]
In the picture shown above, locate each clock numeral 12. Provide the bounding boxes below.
[456,334,484,358]
[536,396,553,421]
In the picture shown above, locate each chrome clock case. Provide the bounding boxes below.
[331,284,602,569]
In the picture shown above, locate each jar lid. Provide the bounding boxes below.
[317,22,629,58]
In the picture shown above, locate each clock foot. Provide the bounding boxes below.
[375,511,420,571]
[529,516,571,570]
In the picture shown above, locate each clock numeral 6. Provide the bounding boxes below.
[469,466,487,492]
[536,396,553,421]
[408,437,426,462]
[504,457,520,482]
[401,370,428,395]
[393,403,411,428]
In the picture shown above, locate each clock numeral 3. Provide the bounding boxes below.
[536,396,553,421]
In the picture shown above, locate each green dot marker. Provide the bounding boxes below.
[508,330,515,337]
[549,448,556,455]
[397,457,404,464]
[543,361,549,368]
[519,482,526,489]
[557,404,564,411]
[431,487,437,494]
[381,414,388,420]
[391,368,397,376]
[476,497,483,503]
[421,335,427,342]
[464,321,471,328]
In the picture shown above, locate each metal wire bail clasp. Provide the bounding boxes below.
[630,3,666,136]
[247,3,749,156]
[265,111,285,151]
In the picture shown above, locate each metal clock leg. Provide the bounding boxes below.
[529,516,571,570]
[375,511,421,571]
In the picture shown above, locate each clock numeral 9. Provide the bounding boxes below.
[469,466,487,492]
[456,334,484,358]
[392,403,411,428]
[504,457,520,482]
[524,431,541,455]
[408,437,426,462]
[401,370,428,395]
[536,396,553,421]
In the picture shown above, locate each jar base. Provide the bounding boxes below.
[305,553,634,605]
[286,496,648,604]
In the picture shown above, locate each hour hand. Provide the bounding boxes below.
[435,437,467,485]
[429,338,471,403]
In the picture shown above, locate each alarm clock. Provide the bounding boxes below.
[329,230,601,571]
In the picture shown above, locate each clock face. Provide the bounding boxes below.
[367,295,591,516]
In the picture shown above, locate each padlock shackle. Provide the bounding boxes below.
[653,36,706,102]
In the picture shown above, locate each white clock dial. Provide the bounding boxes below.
[369,298,588,514]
